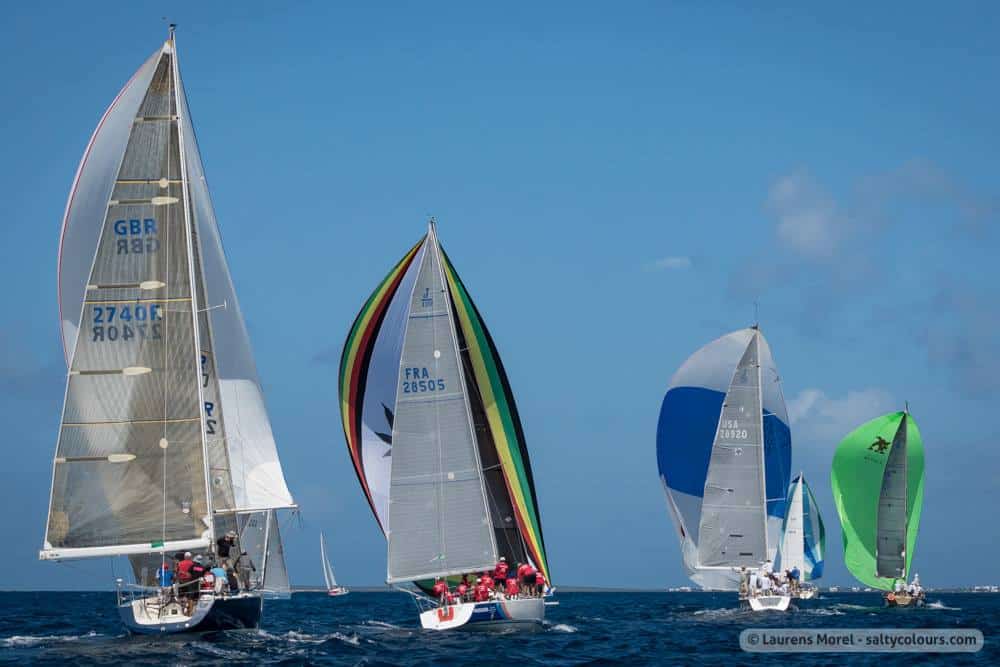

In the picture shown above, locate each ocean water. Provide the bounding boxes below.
[0,591,995,665]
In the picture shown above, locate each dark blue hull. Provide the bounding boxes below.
[118,593,262,635]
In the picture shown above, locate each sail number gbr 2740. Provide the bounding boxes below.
[91,303,163,343]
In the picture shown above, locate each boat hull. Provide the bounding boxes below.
[118,592,262,635]
[796,586,817,600]
[747,595,791,611]
[885,592,924,608]
[327,587,349,597]
[419,597,545,631]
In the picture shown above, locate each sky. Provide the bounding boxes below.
[1,1,998,590]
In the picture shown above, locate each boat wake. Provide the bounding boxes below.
[548,623,578,633]
[1,631,100,648]
[257,629,362,646]
[925,601,960,610]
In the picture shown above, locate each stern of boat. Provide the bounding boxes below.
[419,596,545,631]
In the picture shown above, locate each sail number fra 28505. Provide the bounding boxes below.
[401,367,446,393]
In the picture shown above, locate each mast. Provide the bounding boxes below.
[171,27,216,543]
[755,329,767,558]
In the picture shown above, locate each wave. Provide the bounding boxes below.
[257,629,362,646]
[925,601,960,610]
[1,631,99,648]
[549,623,578,633]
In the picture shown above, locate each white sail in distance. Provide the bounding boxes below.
[320,533,338,589]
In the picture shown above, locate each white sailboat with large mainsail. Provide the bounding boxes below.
[656,326,793,611]
[339,221,552,630]
[41,27,296,634]
[320,533,348,597]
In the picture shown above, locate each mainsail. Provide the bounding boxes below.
[656,328,791,590]
[832,410,924,590]
[339,222,550,586]
[43,31,294,570]
[320,533,339,589]
[779,473,825,581]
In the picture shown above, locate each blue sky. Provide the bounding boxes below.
[1,2,997,590]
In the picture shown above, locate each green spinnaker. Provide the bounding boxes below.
[830,411,924,591]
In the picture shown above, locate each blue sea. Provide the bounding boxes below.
[0,591,994,665]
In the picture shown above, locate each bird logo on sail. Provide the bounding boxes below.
[867,436,890,454]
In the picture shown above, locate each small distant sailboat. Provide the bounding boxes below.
[338,221,551,630]
[832,408,926,608]
[320,533,348,597]
[41,28,297,633]
[656,326,792,611]
[778,473,825,600]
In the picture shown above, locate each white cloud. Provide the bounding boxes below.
[787,387,896,445]
[646,256,692,271]
[767,171,842,259]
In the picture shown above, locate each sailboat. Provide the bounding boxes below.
[41,27,297,634]
[778,473,825,600]
[831,408,926,607]
[338,221,551,630]
[656,326,792,610]
[320,533,348,596]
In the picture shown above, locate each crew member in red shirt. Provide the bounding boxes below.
[505,576,519,598]
[522,563,537,596]
[493,557,509,591]
[175,551,197,613]
[516,562,529,586]
[473,578,490,602]
[431,578,449,606]
[536,571,547,595]
[480,571,494,591]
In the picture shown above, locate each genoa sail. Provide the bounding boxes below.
[779,473,825,581]
[339,222,551,586]
[832,411,924,590]
[656,328,791,590]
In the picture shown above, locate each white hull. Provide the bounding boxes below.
[419,597,544,631]
[796,587,817,600]
[747,595,791,611]
[327,587,349,597]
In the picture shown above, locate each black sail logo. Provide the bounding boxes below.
[867,435,890,454]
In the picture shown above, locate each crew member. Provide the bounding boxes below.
[473,577,490,602]
[431,578,449,606]
[493,557,509,590]
[505,576,519,598]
